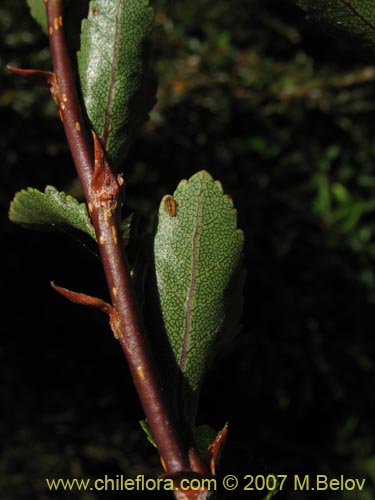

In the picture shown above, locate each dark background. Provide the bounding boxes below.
[0,1,374,499]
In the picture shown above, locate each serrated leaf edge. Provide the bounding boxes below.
[9,185,96,241]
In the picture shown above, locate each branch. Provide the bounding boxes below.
[44,2,93,194]
[44,0,196,478]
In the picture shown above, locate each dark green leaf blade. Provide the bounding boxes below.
[9,186,96,240]
[27,0,48,34]
[153,171,245,424]
[78,0,156,169]
[139,419,157,448]
[297,0,375,54]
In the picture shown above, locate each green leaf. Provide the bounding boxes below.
[139,420,157,448]
[78,0,156,169]
[153,171,244,424]
[297,0,375,55]
[27,0,48,34]
[9,186,96,240]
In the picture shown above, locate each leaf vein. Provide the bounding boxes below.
[179,187,203,372]
[196,253,234,279]
[157,274,186,309]
[338,0,375,31]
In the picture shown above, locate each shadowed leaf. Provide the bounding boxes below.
[27,0,48,34]
[297,0,375,55]
[78,0,156,169]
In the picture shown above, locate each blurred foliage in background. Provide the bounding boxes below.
[1,0,374,499]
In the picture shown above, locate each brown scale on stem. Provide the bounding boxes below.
[137,366,146,381]
[90,132,122,217]
[111,225,118,245]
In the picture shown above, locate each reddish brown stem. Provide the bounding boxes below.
[44,0,192,476]
[44,2,93,194]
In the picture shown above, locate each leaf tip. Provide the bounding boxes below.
[176,178,188,190]
[27,0,48,35]
[8,188,28,224]
[195,170,214,183]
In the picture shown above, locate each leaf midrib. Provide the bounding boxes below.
[338,0,375,32]
[179,186,203,372]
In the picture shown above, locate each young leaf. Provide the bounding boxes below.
[153,171,244,424]
[78,0,156,169]
[297,0,375,55]
[27,0,48,35]
[139,419,157,448]
[9,186,96,240]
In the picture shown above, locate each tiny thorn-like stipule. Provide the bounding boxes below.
[7,66,60,104]
[51,281,112,312]
[50,282,121,339]
[206,423,229,476]
[7,66,55,85]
